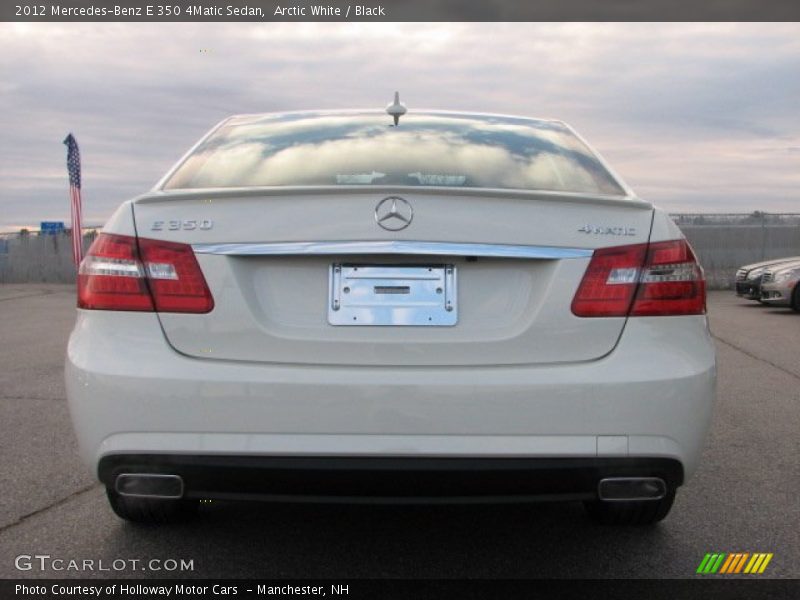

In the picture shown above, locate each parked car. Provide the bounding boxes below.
[735,257,800,301]
[760,260,800,311]
[66,106,715,526]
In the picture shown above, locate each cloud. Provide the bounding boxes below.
[0,22,799,230]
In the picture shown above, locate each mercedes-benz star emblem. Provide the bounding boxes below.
[375,196,413,231]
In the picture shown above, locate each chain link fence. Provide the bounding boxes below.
[0,228,98,283]
[672,213,800,288]
[2,213,799,288]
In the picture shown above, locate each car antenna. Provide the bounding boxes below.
[386,91,407,126]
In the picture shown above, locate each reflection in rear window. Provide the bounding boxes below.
[163,112,626,196]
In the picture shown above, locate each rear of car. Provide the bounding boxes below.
[66,110,715,525]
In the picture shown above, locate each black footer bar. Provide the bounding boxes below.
[4,579,800,600]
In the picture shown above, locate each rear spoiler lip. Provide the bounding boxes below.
[132,186,653,210]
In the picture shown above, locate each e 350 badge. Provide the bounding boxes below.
[152,220,213,231]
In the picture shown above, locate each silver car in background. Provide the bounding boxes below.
[760,260,800,310]
[735,256,800,301]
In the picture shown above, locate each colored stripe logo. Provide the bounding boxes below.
[697,553,773,574]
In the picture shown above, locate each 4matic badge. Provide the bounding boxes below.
[578,224,637,236]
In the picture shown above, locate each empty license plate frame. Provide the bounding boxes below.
[328,264,457,326]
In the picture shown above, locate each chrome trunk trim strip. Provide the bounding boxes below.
[192,241,593,259]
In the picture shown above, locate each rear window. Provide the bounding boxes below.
[163,112,626,196]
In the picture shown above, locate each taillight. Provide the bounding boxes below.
[78,233,213,313]
[570,243,648,317]
[78,234,153,311]
[572,239,705,317]
[137,238,214,313]
[630,240,706,316]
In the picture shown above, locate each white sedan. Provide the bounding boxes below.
[66,106,715,526]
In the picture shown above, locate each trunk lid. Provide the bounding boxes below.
[133,189,653,366]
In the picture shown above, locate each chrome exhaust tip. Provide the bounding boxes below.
[597,477,666,502]
[115,473,184,499]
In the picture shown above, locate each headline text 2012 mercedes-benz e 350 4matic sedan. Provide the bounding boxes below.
[66,104,715,526]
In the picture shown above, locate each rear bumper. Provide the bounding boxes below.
[99,454,683,502]
[66,311,716,488]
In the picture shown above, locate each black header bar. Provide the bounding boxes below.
[4,0,800,22]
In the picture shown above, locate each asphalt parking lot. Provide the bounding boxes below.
[0,285,798,579]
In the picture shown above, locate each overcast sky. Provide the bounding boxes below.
[1,22,798,231]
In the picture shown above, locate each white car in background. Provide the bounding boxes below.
[760,260,800,310]
[66,105,715,526]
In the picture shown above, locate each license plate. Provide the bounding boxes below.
[328,264,457,326]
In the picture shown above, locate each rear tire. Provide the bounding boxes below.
[106,488,199,524]
[583,487,676,526]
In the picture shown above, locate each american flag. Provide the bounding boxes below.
[63,134,84,266]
